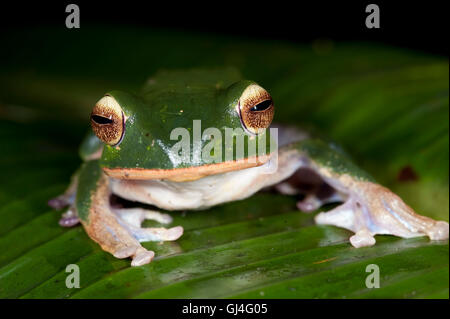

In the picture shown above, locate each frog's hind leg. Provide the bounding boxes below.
[275,167,345,213]
[112,208,183,242]
[314,181,449,247]
[276,139,449,248]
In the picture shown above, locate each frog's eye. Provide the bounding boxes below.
[238,84,274,135]
[90,95,125,146]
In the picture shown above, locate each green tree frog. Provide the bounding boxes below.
[49,68,449,266]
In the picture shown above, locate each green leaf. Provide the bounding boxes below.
[0,27,448,299]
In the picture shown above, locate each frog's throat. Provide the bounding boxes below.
[102,154,271,182]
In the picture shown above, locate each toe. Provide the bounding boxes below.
[297,201,318,213]
[131,248,155,266]
[162,226,184,241]
[113,246,138,259]
[48,197,69,209]
[59,216,80,227]
[427,221,449,240]
[145,211,173,224]
[350,229,376,248]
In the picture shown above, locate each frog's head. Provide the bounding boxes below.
[90,69,275,181]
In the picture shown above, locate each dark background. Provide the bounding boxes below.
[0,1,448,56]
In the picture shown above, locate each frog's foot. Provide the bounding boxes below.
[296,192,343,213]
[112,208,183,243]
[114,207,173,225]
[115,246,156,267]
[82,205,158,267]
[314,180,449,247]
[48,194,75,210]
[58,206,80,227]
[275,167,344,213]
[83,198,182,266]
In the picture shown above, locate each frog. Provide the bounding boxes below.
[48,68,449,266]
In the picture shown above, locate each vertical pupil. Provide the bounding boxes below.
[91,115,113,124]
[250,100,272,112]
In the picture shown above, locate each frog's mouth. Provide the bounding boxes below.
[102,154,271,182]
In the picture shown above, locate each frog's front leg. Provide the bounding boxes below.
[112,208,183,242]
[280,140,449,247]
[113,208,174,226]
[76,161,183,266]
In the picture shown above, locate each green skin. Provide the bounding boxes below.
[51,68,447,267]
[81,68,272,170]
